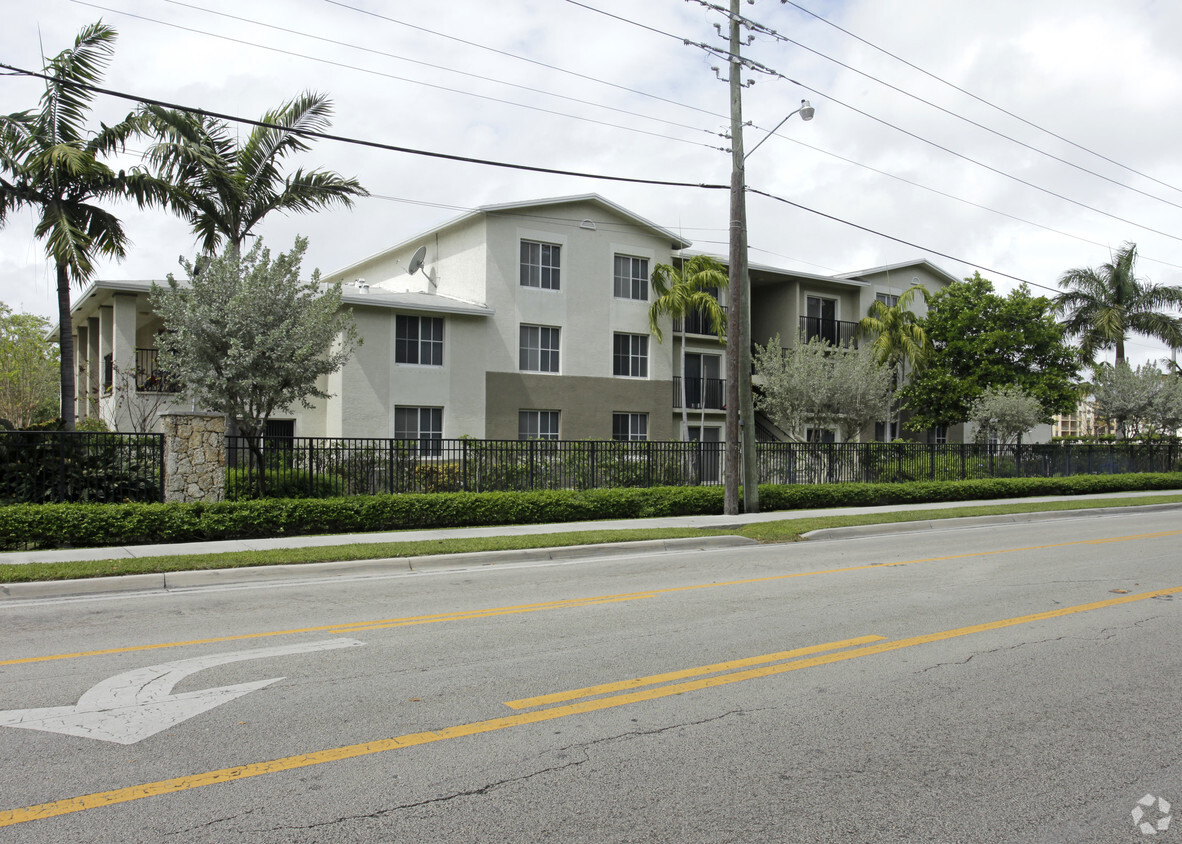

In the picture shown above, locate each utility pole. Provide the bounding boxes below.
[723,0,759,515]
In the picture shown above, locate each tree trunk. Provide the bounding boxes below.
[679,328,689,441]
[56,262,76,430]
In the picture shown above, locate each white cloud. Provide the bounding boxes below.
[2,0,1180,369]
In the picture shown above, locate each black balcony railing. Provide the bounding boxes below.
[135,348,181,393]
[673,376,725,410]
[675,305,728,337]
[800,316,859,347]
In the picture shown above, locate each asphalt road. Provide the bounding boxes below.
[1,509,1180,842]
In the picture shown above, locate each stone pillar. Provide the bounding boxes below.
[160,411,226,503]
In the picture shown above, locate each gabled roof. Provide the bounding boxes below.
[837,259,961,286]
[331,194,692,277]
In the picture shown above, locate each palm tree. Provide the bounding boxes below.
[142,92,367,255]
[648,255,728,440]
[858,285,931,438]
[1055,242,1182,365]
[0,23,171,428]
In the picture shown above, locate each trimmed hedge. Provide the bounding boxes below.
[2,473,1181,552]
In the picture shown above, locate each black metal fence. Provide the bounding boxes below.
[758,440,1182,484]
[225,436,1182,497]
[226,436,726,497]
[0,430,165,504]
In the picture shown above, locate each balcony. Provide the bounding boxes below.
[673,376,725,410]
[799,316,859,348]
[675,305,728,338]
[135,348,181,393]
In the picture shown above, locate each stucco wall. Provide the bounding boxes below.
[485,372,674,440]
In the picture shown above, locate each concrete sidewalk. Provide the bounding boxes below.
[2,489,1177,569]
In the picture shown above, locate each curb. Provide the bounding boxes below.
[0,535,757,600]
[800,502,1182,542]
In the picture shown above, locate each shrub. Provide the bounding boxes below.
[2,473,1180,552]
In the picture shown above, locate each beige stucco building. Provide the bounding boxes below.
[60,194,966,444]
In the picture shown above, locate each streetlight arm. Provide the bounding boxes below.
[744,99,814,160]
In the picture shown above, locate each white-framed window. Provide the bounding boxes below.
[932,425,948,445]
[612,412,648,441]
[613,255,648,300]
[520,325,560,373]
[519,410,560,441]
[520,240,561,290]
[613,333,648,377]
[395,315,443,365]
[875,292,899,308]
[394,406,443,455]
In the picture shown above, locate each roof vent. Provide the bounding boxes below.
[580,219,596,230]
[355,279,369,293]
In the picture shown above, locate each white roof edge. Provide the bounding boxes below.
[838,259,961,286]
[328,194,693,277]
[680,250,869,286]
[339,291,493,316]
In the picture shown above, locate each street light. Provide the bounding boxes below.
[723,20,815,515]
[745,100,814,160]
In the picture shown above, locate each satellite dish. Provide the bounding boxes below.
[408,245,427,276]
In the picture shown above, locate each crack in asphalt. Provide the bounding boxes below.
[915,613,1170,674]
[249,709,756,834]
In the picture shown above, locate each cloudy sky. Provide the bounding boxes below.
[3,0,1181,367]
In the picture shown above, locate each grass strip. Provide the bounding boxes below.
[2,494,1178,585]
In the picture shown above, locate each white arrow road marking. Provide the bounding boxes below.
[0,638,363,745]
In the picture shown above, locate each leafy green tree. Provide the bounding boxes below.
[900,273,1078,431]
[968,386,1044,447]
[142,92,367,255]
[0,23,170,428]
[858,285,931,435]
[648,255,728,440]
[1092,361,1182,439]
[754,334,892,442]
[1055,242,1182,365]
[0,304,59,427]
[151,237,360,494]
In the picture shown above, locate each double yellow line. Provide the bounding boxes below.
[4,584,1180,828]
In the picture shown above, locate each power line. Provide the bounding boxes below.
[744,9,1182,212]
[319,0,732,125]
[747,185,1056,294]
[66,0,724,152]
[780,0,1182,197]
[84,0,1182,268]
[572,0,1182,245]
[0,62,1155,301]
[148,0,719,141]
[0,61,732,190]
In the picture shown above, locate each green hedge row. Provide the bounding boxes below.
[2,473,1180,551]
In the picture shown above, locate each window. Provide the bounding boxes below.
[520,325,560,372]
[520,241,560,290]
[806,428,836,444]
[613,255,649,300]
[932,425,948,445]
[395,406,442,455]
[519,410,559,440]
[875,421,899,442]
[612,413,648,441]
[613,333,648,377]
[395,315,443,365]
[875,292,899,308]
